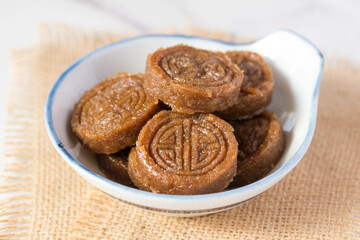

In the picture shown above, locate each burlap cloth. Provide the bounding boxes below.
[0,25,359,239]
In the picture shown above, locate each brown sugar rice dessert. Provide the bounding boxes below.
[216,51,274,120]
[128,110,238,195]
[71,72,160,154]
[70,46,286,195]
[97,148,133,187]
[144,45,243,114]
[229,110,285,187]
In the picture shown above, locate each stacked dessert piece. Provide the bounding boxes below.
[71,45,285,195]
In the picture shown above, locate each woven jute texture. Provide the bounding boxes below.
[0,25,359,239]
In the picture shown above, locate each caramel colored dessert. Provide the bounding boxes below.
[70,46,287,195]
[71,72,160,154]
[216,51,274,120]
[144,45,243,114]
[128,111,238,195]
[97,148,133,187]
[229,110,285,187]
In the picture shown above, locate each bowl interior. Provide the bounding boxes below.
[45,30,323,214]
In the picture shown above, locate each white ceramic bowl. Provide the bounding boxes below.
[45,29,323,217]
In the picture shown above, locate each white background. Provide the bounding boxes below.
[0,0,360,158]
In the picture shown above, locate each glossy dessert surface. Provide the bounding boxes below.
[229,110,285,187]
[145,45,243,113]
[96,148,133,187]
[71,72,160,154]
[216,51,273,120]
[129,111,238,195]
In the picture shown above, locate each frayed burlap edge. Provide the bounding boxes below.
[0,49,37,239]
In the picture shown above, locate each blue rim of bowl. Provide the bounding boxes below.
[44,29,324,211]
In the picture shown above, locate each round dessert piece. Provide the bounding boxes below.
[97,148,133,187]
[71,72,160,154]
[128,110,238,195]
[229,110,285,188]
[216,51,274,120]
[144,45,243,114]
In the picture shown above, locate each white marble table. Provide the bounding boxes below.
[0,0,359,158]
